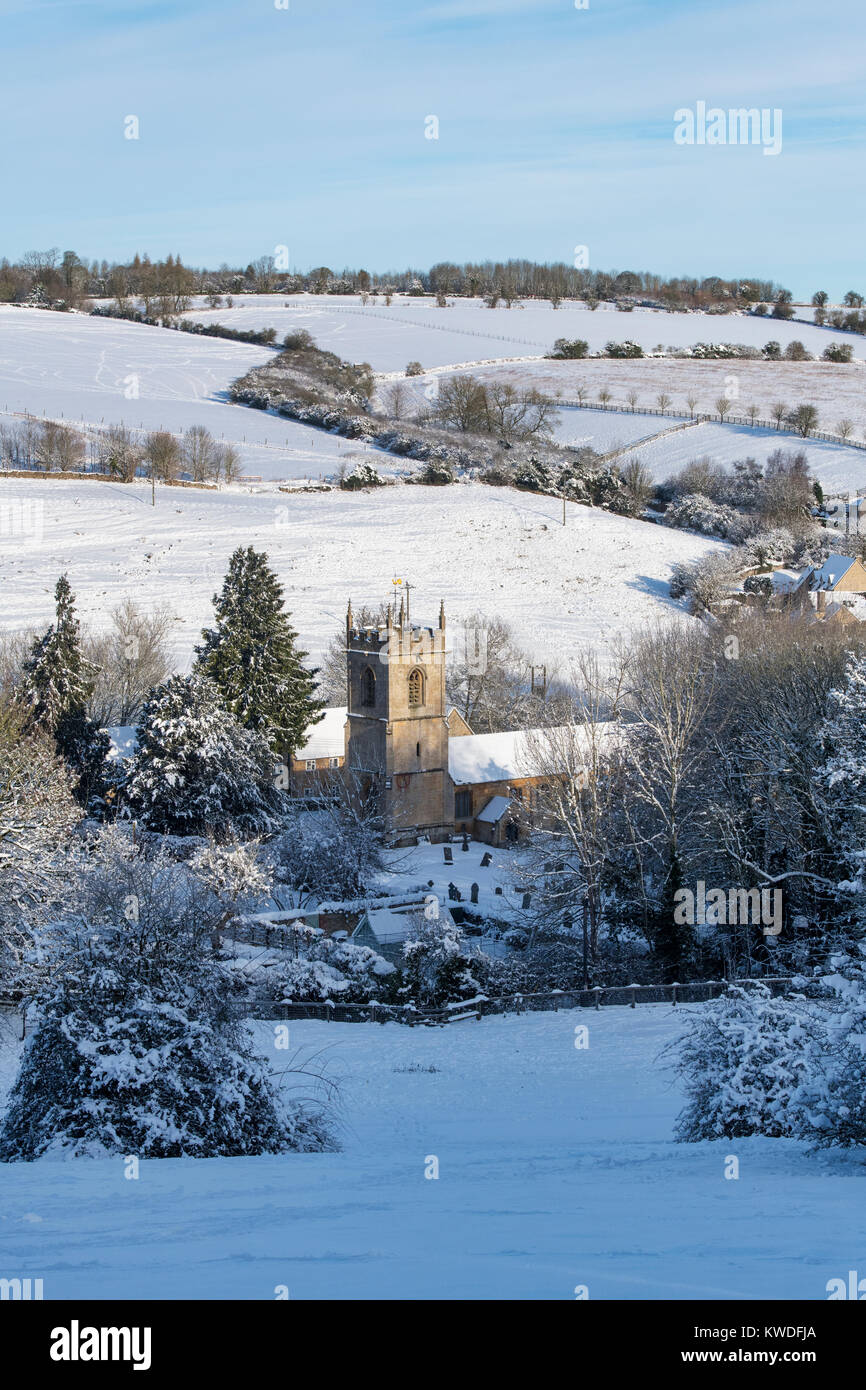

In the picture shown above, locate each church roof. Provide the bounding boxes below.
[296,706,347,761]
[448,721,619,786]
[476,795,511,824]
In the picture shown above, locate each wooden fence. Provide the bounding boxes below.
[239,975,797,1026]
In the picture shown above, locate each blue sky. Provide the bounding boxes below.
[1,0,864,296]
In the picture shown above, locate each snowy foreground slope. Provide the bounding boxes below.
[0,1006,861,1300]
[0,478,720,668]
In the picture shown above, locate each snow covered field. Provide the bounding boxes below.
[5,304,866,490]
[628,421,866,492]
[182,293,866,371]
[0,307,372,483]
[0,478,720,669]
[1,1004,860,1300]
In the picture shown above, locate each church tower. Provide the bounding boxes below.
[344,595,451,840]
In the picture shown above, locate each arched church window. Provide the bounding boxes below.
[362,667,376,706]
[408,668,424,706]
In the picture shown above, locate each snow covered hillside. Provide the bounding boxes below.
[0,307,370,482]
[181,293,866,371]
[0,478,721,668]
[1,1005,859,1300]
[5,304,866,490]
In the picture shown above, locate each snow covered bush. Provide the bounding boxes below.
[668,551,741,612]
[671,985,812,1141]
[797,953,866,1148]
[340,461,385,489]
[270,803,383,906]
[741,528,796,569]
[664,492,744,540]
[271,929,397,1004]
[604,340,643,358]
[400,912,482,1007]
[125,672,282,838]
[0,837,334,1160]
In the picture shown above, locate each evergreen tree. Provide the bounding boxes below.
[126,672,282,837]
[195,547,323,760]
[22,574,92,729]
[20,574,109,808]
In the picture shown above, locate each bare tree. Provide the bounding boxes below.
[85,599,174,726]
[143,430,181,482]
[182,425,216,482]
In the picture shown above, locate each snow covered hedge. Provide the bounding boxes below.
[272,927,397,1004]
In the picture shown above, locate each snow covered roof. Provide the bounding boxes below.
[357,900,454,945]
[770,569,800,594]
[827,595,866,621]
[448,722,617,786]
[797,556,858,591]
[476,795,511,825]
[296,706,347,761]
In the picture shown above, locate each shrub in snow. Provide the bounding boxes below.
[741,527,796,569]
[400,912,482,1007]
[512,458,553,492]
[556,461,625,510]
[823,343,853,363]
[405,361,424,376]
[0,846,334,1160]
[797,953,866,1148]
[546,338,589,359]
[339,461,385,490]
[668,551,741,612]
[671,985,812,1141]
[271,929,396,1004]
[126,672,282,838]
[664,492,743,540]
[604,340,643,358]
[270,804,383,906]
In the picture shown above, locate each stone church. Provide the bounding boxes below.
[292,598,564,845]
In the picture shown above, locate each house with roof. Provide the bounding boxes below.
[789,555,866,623]
[292,598,604,845]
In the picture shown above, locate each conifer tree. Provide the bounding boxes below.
[195,547,323,761]
[21,574,109,808]
[126,672,281,837]
[22,574,92,730]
